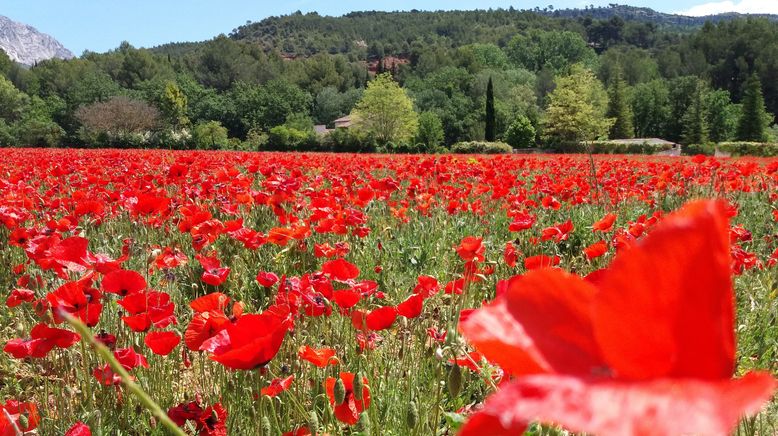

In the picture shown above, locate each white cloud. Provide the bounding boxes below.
[677,0,778,16]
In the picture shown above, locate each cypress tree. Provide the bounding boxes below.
[737,73,770,142]
[485,77,496,141]
[606,69,634,139]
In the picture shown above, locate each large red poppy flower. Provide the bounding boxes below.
[144,330,181,356]
[47,277,103,327]
[118,291,176,332]
[168,401,228,436]
[325,372,371,425]
[298,345,338,368]
[200,309,291,370]
[322,258,360,281]
[456,236,485,262]
[184,293,238,351]
[593,213,618,232]
[366,306,397,330]
[4,323,80,359]
[396,293,424,319]
[459,200,776,436]
[101,269,146,296]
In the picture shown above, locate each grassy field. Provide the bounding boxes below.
[0,149,776,435]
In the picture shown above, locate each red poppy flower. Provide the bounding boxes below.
[541,220,574,243]
[6,288,35,307]
[325,372,371,425]
[4,323,80,359]
[456,236,485,262]
[524,254,560,270]
[396,293,423,319]
[459,200,777,436]
[333,289,361,309]
[413,275,440,297]
[503,242,519,268]
[196,254,230,286]
[184,293,236,351]
[168,401,228,436]
[583,240,608,260]
[593,213,618,232]
[118,291,176,332]
[0,400,40,434]
[261,375,295,397]
[200,309,291,370]
[298,345,338,367]
[366,306,397,330]
[322,258,360,281]
[144,330,181,356]
[256,271,279,287]
[101,269,146,296]
[508,212,536,232]
[47,277,103,327]
[450,351,483,372]
[65,421,92,436]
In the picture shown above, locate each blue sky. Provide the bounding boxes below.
[3,0,777,55]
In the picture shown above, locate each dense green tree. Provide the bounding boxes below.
[666,76,700,143]
[0,76,29,121]
[314,87,362,125]
[351,73,418,145]
[504,114,536,148]
[705,89,739,143]
[542,65,613,144]
[416,111,444,149]
[631,80,670,138]
[506,30,597,73]
[485,77,496,141]
[681,80,709,145]
[606,70,634,139]
[737,74,771,142]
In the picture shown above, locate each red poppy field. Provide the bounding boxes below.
[0,149,777,435]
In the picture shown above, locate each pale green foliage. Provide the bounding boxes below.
[542,65,614,144]
[351,73,419,145]
[193,120,229,149]
[160,81,189,128]
[504,114,536,148]
[416,111,444,149]
[0,76,29,122]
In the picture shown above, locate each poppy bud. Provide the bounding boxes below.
[308,410,319,433]
[406,401,418,428]
[261,416,271,435]
[18,413,28,429]
[447,365,462,397]
[357,411,371,433]
[353,372,364,401]
[334,378,346,405]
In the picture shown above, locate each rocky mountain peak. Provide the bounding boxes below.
[0,15,73,65]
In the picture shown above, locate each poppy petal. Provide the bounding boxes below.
[465,372,776,436]
[594,200,735,380]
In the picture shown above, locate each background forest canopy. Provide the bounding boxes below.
[1,5,778,151]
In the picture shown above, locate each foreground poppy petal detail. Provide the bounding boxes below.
[460,372,776,436]
[459,200,776,436]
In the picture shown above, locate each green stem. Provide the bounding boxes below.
[64,313,187,436]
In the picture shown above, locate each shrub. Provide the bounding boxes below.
[193,121,229,150]
[450,141,513,154]
[681,143,716,156]
[504,115,536,149]
[716,142,778,157]
[558,140,675,155]
[267,125,320,151]
[322,128,376,153]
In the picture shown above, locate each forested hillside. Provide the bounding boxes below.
[1,5,777,151]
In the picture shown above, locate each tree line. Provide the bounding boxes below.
[0,9,776,150]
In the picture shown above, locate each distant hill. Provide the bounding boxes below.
[0,15,73,65]
[223,5,778,57]
[540,4,778,26]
